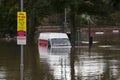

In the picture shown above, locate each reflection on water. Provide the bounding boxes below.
[0,33,120,80]
[38,46,71,80]
[0,41,20,80]
[75,57,106,79]
[74,49,106,80]
[0,67,6,79]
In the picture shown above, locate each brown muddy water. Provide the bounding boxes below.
[0,33,120,80]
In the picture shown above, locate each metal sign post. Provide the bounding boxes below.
[64,8,67,33]
[21,0,23,79]
[20,45,24,80]
[17,0,26,80]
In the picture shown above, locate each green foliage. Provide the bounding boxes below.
[75,15,88,27]
[0,0,120,38]
[0,0,18,36]
[110,0,120,10]
[110,11,120,26]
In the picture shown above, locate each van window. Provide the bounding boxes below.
[51,38,71,46]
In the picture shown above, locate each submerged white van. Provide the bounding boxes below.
[38,32,71,48]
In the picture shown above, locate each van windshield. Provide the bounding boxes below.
[51,38,71,46]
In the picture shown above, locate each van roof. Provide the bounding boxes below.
[39,32,68,40]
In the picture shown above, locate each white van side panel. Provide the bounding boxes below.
[38,33,50,46]
[39,33,50,40]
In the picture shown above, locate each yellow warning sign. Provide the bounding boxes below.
[17,12,26,31]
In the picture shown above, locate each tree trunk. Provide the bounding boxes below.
[70,9,76,47]
[70,47,75,80]
[27,13,36,45]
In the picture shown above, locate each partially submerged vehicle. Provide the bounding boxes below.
[38,32,71,48]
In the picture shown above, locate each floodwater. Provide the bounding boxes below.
[0,33,120,80]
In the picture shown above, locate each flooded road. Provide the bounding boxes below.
[0,33,120,80]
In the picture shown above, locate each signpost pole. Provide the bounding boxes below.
[64,8,67,33]
[17,0,26,79]
[20,0,24,80]
[20,45,24,80]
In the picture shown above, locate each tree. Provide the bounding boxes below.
[110,0,120,10]
[24,0,119,45]
[68,0,114,46]
[0,0,18,37]
[23,0,53,44]
[0,0,119,45]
